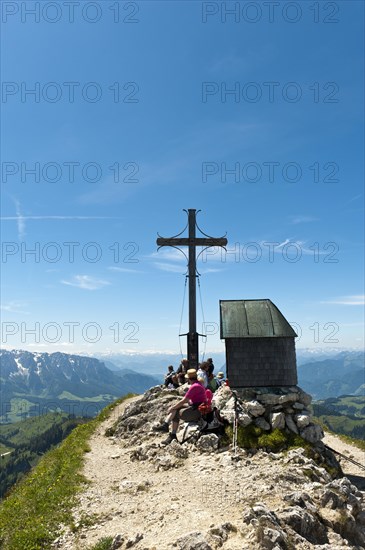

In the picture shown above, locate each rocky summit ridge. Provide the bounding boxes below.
[54,384,365,550]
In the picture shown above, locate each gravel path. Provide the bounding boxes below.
[322,431,365,489]
[54,396,365,549]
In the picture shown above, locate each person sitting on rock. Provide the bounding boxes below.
[196,362,209,388]
[154,369,207,445]
[164,365,178,388]
[215,372,225,386]
[206,357,215,375]
[176,359,189,385]
[207,372,219,393]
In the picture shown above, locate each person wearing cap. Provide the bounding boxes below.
[207,372,219,393]
[155,369,206,445]
[215,372,225,386]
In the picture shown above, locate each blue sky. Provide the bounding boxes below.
[1,0,364,355]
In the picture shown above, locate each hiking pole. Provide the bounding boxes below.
[232,390,239,457]
[324,444,365,471]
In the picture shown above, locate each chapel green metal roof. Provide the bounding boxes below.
[220,299,297,339]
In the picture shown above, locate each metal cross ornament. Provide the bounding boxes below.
[156,209,228,369]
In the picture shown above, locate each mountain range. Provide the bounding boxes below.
[1,348,363,423]
[95,349,364,400]
[297,351,364,400]
[0,350,159,422]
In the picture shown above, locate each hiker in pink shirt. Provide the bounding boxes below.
[154,369,206,444]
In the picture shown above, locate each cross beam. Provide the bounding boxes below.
[156,209,228,369]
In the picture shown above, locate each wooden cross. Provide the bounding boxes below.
[156,209,227,369]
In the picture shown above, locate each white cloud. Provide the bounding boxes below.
[1,215,117,220]
[150,248,187,262]
[321,295,365,306]
[61,275,110,290]
[151,238,337,269]
[199,267,225,274]
[14,199,26,240]
[153,262,187,273]
[289,216,318,225]
[0,301,29,314]
[108,266,142,273]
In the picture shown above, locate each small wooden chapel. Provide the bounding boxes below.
[220,299,298,388]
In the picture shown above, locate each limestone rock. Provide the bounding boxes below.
[154,455,178,471]
[297,389,312,406]
[270,412,285,430]
[246,400,265,417]
[175,382,187,394]
[285,448,308,464]
[285,414,298,434]
[219,396,252,427]
[206,526,228,546]
[256,526,288,549]
[300,423,323,444]
[279,506,328,544]
[283,491,311,506]
[278,392,298,404]
[196,433,219,452]
[243,502,289,549]
[255,417,270,431]
[174,531,212,550]
[243,502,280,526]
[295,413,311,428]
[211,386,232,410]
[125,533,143,548]
[111,534,124,550]
[257,393,281,406]
[237,413,252,427]
[320,507,365,547]
[169,440,189,459]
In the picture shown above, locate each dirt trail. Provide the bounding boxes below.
[54,396,365,549]
[56,396,248,549]
[323,431,365,488]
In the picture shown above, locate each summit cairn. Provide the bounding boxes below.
[212,384,323,444]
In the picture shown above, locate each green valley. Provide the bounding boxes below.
[312,395,365,441]
[0,412,88,498]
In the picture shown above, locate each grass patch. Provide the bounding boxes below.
[89,537,113,550]
[321,425,365,452]
[69,512,100,533]
[314,417,365,452]
[223,424,309,453]
[1,398,36,423]
[0,394,135,550]
[333,432,365,452]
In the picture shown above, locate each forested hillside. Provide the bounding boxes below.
[0,413,88,498]
[312,395,365,441]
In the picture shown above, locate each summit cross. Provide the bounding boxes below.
[156,209,228,369]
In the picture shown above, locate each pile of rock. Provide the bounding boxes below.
[115,386,323,469]
[162,464,364,549]
[241,476,365,549]
[214,384,324,444]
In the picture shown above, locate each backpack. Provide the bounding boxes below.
[197,387,213,415]
[200,407,226,435]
